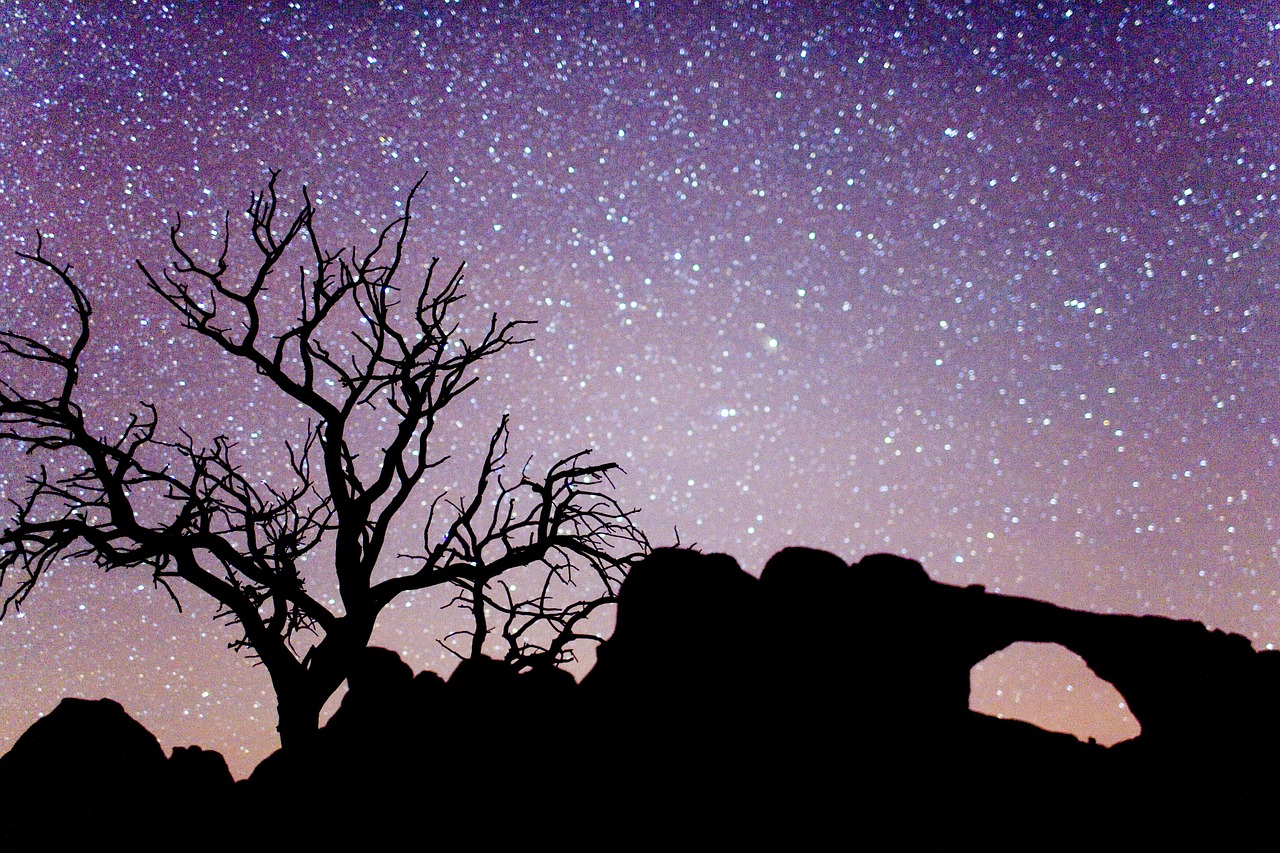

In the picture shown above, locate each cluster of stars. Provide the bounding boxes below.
[1,1,1276,777]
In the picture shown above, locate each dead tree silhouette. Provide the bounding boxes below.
[0,172,648,748]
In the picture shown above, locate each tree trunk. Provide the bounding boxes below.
[270,615,377,750]
[275,688,325,751]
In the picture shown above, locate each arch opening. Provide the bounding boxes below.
[970,642,1140,746]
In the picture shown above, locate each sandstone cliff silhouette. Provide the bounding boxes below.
[3,547,1276,841]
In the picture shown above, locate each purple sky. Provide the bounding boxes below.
[2,0,1277,778]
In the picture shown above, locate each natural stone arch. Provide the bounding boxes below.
[969,641,1140,745]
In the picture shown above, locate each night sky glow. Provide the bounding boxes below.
[1,0,1277,779]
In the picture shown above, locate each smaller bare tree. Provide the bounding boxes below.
[438,438,636,672]
[0,173,648,748]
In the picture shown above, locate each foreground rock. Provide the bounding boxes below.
[0,697,233,842]
[4,548,1277,840]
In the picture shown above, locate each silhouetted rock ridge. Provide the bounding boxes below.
[4,548,1276,840]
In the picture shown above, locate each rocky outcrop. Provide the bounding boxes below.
[0,697,234,842]
[5,547,1276,837]
[589,546,1280,763]
[0,697,169,791]
[583,547,1280,814]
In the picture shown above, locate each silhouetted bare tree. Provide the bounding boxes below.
[0,173,648,747]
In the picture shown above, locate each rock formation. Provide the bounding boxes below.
[0,697,234,842]
[4,547,1276,839]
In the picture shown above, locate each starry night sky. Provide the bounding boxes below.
[1,0,1277,779]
